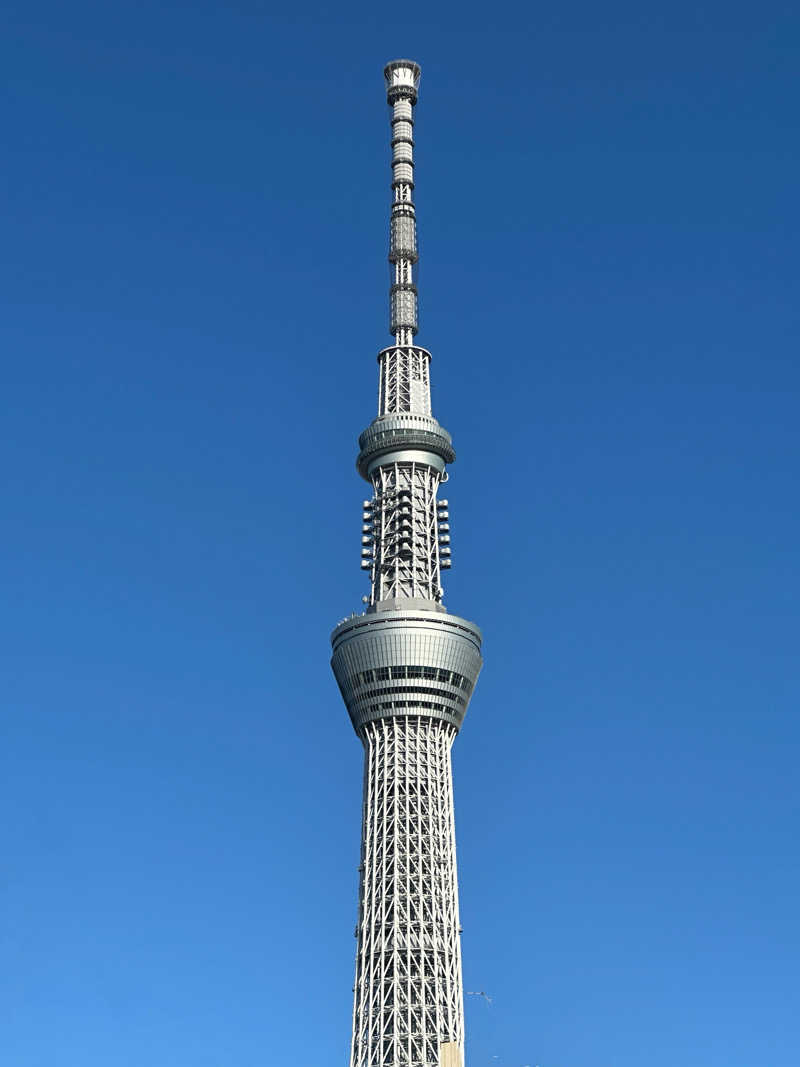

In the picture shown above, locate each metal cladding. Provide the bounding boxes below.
[390,282,419,335]
[331,610,482,733]
[390,206,418,261]
[356,413,455,478]
[331,60,482,1067]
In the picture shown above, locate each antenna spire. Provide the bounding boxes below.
[385,60,421,346]
[374,61,433,418]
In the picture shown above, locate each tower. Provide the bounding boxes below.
[331,61,483,1067]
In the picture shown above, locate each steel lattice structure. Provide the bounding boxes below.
[332,61,482,1067]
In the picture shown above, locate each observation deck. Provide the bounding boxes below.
[331,607,483,735]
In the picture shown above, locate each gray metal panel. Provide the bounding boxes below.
[389,283,418,333]
[389,213,417,260]
[331,609,482,734]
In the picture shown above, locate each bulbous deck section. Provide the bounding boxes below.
[331,607,482,735]
[357,413,456,480]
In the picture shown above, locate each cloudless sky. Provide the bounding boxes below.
[2,2,799,1066]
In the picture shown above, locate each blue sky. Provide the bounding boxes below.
[2,2,799,1065]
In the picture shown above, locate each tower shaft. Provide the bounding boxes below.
[332,61,482,1067]
[352,718,463,1065]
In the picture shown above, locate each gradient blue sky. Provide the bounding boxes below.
[3,2,799,1065]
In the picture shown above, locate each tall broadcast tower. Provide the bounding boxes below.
[331,62,483,1067]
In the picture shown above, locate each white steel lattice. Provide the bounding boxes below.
[369,462,442,604]
[350,716,464,1067]
[378,347,432,416]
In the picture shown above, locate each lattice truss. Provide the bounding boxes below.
[350,717,464,1067]
[378,346,431,416]
[368,462,443,603]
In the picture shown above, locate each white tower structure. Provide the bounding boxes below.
[332,61,483,1067]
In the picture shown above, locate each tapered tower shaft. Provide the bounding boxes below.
[332,61,482,1067]
[353,718,463,1063]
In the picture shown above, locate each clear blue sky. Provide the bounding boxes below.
[3,2,798,1065]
